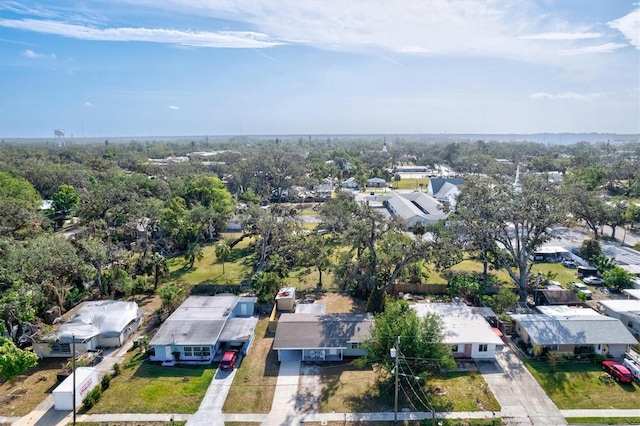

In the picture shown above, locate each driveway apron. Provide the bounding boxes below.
[262,360,301,426]
[478,346,567,425]
[187,368,237,426]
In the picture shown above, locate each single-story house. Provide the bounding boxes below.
[534,289,582,306]
[273,313,373,362]
[366,177,387,188]
[314,183,333,199]
[530,246,572,262]
[427,178,464,208]
[381,191,447,231]
[341,177,358,189]
[149,294,257,366]
[511,306,637,357]
[596,299,640,339]
[33,300,143,358]
[411,303,503,359]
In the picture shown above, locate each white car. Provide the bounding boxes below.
[583,276,605,286]
[571,282,593,299]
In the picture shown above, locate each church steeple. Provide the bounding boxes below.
[513,163,522,193]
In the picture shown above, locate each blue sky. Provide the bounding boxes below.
[1,0,638,138]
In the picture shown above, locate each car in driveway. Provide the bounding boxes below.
[562,259,577,268]
[602,360,634,383]
[568,282,592,299]
[220,350,239,371]
[583,276,605,286]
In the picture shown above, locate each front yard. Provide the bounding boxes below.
[525,359,640,409]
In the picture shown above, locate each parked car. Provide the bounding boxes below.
[220,350,239,370]
[562,259,577,268]
[583,276,605,286]
[569,282,592,299]
[602,360,634,383]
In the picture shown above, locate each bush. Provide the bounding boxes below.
[82,386,102,409]
[112,362,120,377]
[101,373,111,390]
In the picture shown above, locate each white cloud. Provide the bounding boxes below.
[609,7,640,50]
[529,92,602,101]
[560,43,627,55]
[168,105,179,110]
[520,32,601,41]
[84,101,93,107]
[0,18,285,48]
[21,49,45,58]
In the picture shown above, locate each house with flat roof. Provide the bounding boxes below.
[596,299,640,339]
[273,313,373,362]
[534,289,582,306]
[382,191,447,231]
[511,307,637,357]
[411,303,503,359]
[149,294,257,366]
[33,300,143,358]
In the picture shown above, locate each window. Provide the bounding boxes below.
[350,342,360,350]
[451,345,459,352]
[182,346,211,358]
[51,342,71,354]
[478,344,488,352]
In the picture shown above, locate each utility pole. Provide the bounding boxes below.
[72,335,76,425]
[391,335,400,424]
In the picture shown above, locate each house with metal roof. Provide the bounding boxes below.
[596,299,640,339]
[149,294,257,366]
[33,300,143,358]
[511,307,637,357]
[366,177,387,188]
[382,191,447,231]
[411,303,503,359]
[273,313,373,362]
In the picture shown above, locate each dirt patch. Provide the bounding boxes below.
[298,291,367,313]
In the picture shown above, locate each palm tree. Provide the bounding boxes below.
[214,241,231,275]
[184,242,203,269]
[147,252,168,290]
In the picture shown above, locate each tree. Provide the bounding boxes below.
[602,267,633,290]
[146,252,168,290]
[483,287,518,315]
[251,271,282,303]
[454,174,565,302]
[560,177,606,239]
[0,337,38,382]
[358,300,454,374]
[184,241,203,269]
[577,239,601,262]
[51,184,80,219]
[590,254,616,274]
[214,241,232,275]
[297,234,333,287]
[0,172,43,239]
[158,282,186,313]
[446,273,483,305]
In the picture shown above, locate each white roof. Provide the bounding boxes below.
[623,289,640,300]
[53,367,97,394]
[411,303,503,345]
[51,300,140,342]
[536,305,600,317]
[598,299,640,313]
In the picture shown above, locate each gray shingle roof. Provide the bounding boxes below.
[273,313,373,350]
[511,314,637,346]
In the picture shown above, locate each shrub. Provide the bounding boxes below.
[101,373,111,390]
[82,386,102,409]
[112,362,120,377]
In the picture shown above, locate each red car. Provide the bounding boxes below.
[220,350,239,371]
[602,360,634,383]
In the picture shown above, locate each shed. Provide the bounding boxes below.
[275,287,296,312]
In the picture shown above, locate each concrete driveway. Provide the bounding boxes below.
[187,367,237,426]
[478,346,567,425]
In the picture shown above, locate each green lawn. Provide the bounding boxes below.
[530,262,580,287]
[524,360,640,409]
[86,350,215,414]
[566,418,640,425]
[392,177,431,191]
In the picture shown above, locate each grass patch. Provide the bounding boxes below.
[566,418,640,425]
[317,364,499,414]
[392,177,431,191]
[0,358,66,417]
[223,317,279,413]
[530,262,580,286]
[87,350,214,414]
[525,360,640,409]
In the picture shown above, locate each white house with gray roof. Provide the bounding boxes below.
[149,294,257,366]
[511,308,637,357]
[381,191,447,231]
[411,303,503,359]
[273,313,373,362]
[427,177,464,209]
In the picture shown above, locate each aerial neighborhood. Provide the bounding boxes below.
[1,135,640,426]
